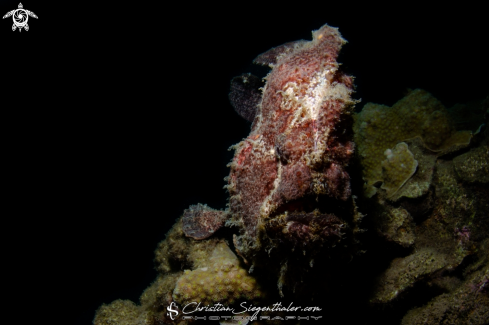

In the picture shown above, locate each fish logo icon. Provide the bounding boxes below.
[3,3,38,32]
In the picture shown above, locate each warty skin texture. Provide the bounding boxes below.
[226,24,358,268]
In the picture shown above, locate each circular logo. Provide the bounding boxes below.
[13,9,28,27]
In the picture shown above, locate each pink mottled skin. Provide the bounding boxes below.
[227,24,356,258]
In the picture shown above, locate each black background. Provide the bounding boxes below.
[1,1,487,324]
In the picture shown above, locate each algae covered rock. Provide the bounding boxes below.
[401,241,489,325]
[369,157,483,304]
[173,241,263,306]
[390,138,437,202]
[371,245,468,304]
[94,300,151,325]
[372,206,415,247]
[380,142,418,198]
[360,91,488,320]
[95,215,265,325]
[453,144,489,184]
[354,89,473,198]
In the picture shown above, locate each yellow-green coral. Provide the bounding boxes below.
[380,142,418,198]
[94,217,259,325]
[401,241,489,325]
[386,138,438,201]
[139,273,181,311]
[376,206,416,247]
[93,272,184,325]
[371,246,467,304]
[354,89,472,197]
[154,217,190,274]
[453,144,489,183]
[154,217,223,274]
[152,217,264,308]
[93,299,151,325]
[172,241,263,306]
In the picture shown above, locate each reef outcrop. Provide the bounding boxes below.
[173,241,264,307]
[400,240,489,325]
[358,91,489,324]
[353,89,472,198]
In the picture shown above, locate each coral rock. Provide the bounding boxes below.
[172,241,263,306]
[94,299,151,325]
[373,206,416,247]
[380,142,418,198]
[401,242,489,325]
[391,138,437,202]
[354,89,473,197]
[371,246,467,304]
[453,144,489,184]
